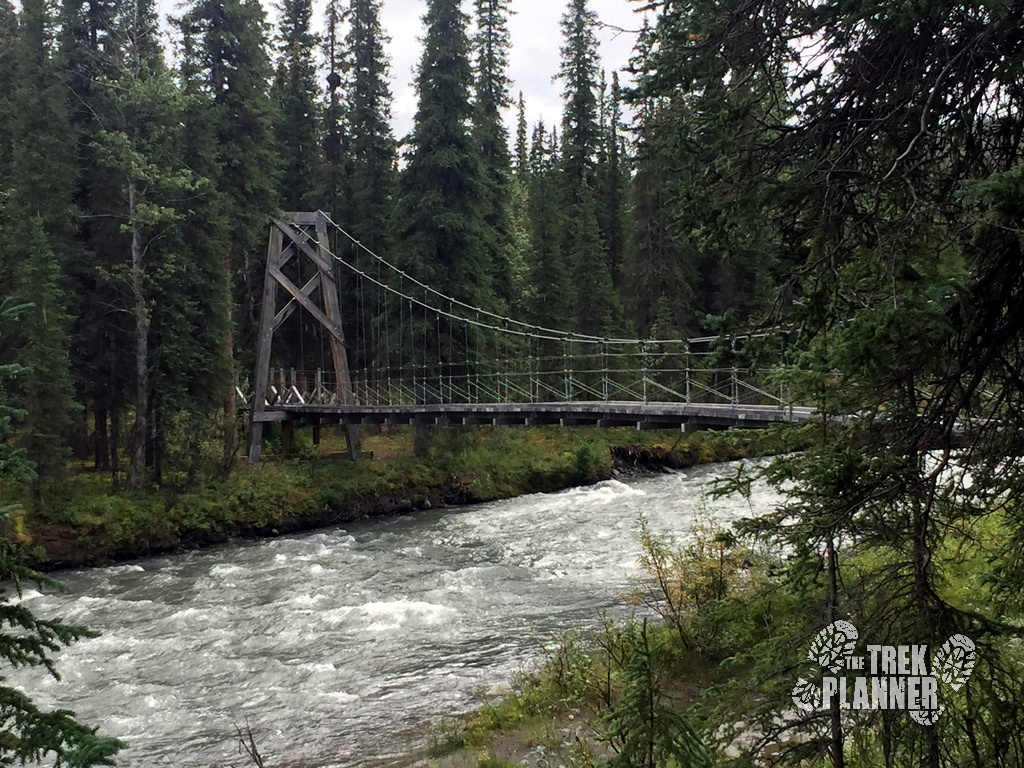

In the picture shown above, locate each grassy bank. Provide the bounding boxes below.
[10,424,788,569]
[422,497,1024,768]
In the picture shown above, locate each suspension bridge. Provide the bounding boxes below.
[245,212,815,461]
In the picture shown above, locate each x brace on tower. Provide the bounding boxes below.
[247,212,361,462]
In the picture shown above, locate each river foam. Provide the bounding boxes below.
[6,462,781,767]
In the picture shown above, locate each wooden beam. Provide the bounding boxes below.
[268,262,344,344]
[271,217,334,274]
[278,242,297,269]
[271,272,322,331]
[283,211,324,226]
[248,226,283,462]
[314,212,361,460]
[252,410,289,423]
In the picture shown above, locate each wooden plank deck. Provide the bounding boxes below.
[253,401,816,430]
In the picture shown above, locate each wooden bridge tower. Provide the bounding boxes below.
[247,212,361,462]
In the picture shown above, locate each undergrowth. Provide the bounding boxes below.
[11,425,789,567]
[432,506,1021,767]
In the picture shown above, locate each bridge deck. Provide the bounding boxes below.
[253,401,816,430]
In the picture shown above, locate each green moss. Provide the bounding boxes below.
[18,425,787,568]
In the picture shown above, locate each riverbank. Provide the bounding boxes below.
[13,424,792,570]
[418,475,1018,768]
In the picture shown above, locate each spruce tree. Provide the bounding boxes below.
[177,0,280,369]
[557,0,601,194]
[567,178,623,337]
[322,0,348,221]
[624,100,697,337]
[270,0,320,376]
[273,0,320,210]
[12,221,77,514]
[175,24,236,454]
[556,0,620,334]
[341,0,397,239]
[337,0,397,371]
[596,70,628,290]
[393,0,487,306]
[0,0,16,292]
[472,0,514,307]
[95,0,200,489]
[2,0,80,497]
[59,0,131,473]
[525,123,570,331]
[7,0,78,246]
[513,91,528,179]
[506,93,532,316]
[0,0,15,180]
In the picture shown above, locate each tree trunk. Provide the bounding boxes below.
[826,534,845,768]
[94,406,110,471]
[128,177,149,490]
[110,402,120,477]
[223,297,236,453]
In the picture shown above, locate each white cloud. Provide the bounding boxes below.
[384,0,645,141]
[157,0,645,143]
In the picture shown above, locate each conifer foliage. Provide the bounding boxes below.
[472,0,515,308]
[274,0,320,211]
[394,0,487,306]
[557,0,623,335]
[0,301,123,766]
[2,0,1023,760]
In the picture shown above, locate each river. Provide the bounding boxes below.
[10,462,782,767]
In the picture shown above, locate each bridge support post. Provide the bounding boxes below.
[248,211,362,462]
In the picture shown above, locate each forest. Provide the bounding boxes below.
[0,0,754,505]
[1,0,1023,763]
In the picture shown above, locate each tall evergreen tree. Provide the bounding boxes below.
[556,0,620,334]
[273,0,320,210]
[567,178,623,336]
[393,0,487,307]
[177,0,280,370]
[2,0,80,498]
[596,70,628,290]
[59,0,131,473]
[12,221,77,514]
[270,0,320,375]
[0,0,16,293]
[336,0,396,249]
[0,0,15,182]
[472,0,514,307]
[96,0,200,489]
[525,122,570,331]
[625,2,780,332]
[557,0,601,194]
[336,0,397,372]
[174,19,236,456]
[7,0,78,246]
[624,100,697,337]
[506,92,532,316]
[514,91,528,178]
[322,0,346,216]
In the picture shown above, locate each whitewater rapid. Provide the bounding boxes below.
[9,463,781,766]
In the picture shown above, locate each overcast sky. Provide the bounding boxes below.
[10,0,642,144]
[376,0,646,141]
[157,0,646,146]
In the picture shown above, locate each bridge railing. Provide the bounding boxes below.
[239,363,792,410]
